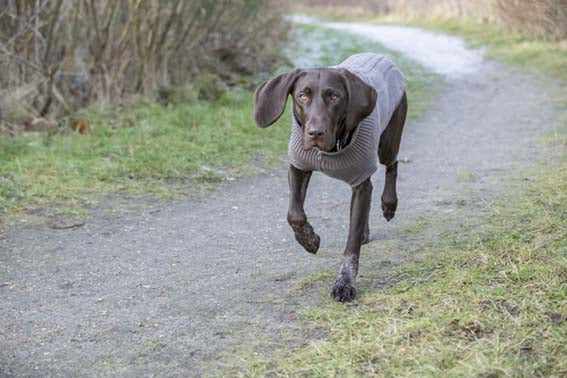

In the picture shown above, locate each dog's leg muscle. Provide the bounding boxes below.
[379,92,407,221]
[287,165,320,254]
[332,178,373,302]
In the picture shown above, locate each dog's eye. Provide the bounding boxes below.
[298,93,308,102]
[329,93,339,101]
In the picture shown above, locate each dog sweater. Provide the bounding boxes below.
[288,53,405,187]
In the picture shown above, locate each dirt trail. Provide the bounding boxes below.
[0,21,563,377]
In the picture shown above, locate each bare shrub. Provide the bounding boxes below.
[292,0,389,16]
[292,0,496,20]
[0,0,288,130]
[495,0,567,40]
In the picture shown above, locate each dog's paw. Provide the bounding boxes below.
[381,196,397,222]
[290,222,320,254]
[331,276,357,302]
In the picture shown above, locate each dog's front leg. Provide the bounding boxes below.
[287,165,320,254]
[332,178,373,302]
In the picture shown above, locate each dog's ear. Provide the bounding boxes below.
[339,69,377,132]
[253,69,303,128]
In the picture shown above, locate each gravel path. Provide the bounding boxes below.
[0,20,563,377]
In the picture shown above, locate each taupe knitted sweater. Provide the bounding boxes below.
[288,53,405,187]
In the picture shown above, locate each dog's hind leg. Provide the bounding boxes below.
[287,165,320,254]
[378,92,407,222]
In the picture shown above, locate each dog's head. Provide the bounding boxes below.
[253,68,377,152]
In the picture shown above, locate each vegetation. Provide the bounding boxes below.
[295,2,567,91]
[0,24,435,216]
[293,0,567,40]
[0,90,287,214]
[0,0,287,132]
[407,18,567,81]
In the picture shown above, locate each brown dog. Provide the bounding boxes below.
[253,53,407,302]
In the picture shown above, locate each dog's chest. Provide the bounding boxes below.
[289,112,379,187]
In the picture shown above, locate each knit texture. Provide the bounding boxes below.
[288,53,405,187]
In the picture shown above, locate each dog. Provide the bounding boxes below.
[253,53,407,302]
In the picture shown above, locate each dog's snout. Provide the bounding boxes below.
[306,119,326,139]
[307,127,325,138]
[304,120,332,151]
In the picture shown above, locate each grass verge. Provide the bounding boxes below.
[0,91,289,215]
[0,23,435,218]
[406,18,567,82]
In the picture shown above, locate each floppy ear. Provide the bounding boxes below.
[253,69,303,128]
[339,69,377,132]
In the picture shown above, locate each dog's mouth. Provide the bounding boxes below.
[303,139,334,152]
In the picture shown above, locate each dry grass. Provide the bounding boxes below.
[294,0,567,40]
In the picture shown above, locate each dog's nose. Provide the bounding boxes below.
[306,127,325,138]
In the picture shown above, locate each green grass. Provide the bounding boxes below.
[456,171,481,183]
[0,91,290,214]
[0,24,435,217]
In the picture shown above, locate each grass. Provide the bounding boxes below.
[292,271,336,293]
[0,23,435,218]
[0,91,289,214]
[456,171,481,183]
[223,13,567,378]
[407,18,567,82]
